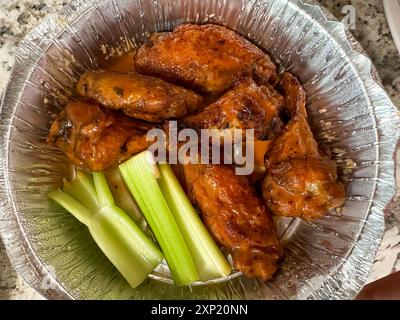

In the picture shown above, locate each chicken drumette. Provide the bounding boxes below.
[261,72,345,219]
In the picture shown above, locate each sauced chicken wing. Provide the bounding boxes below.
[262,71,345,219]
[262,116,345,219]
[266,115,319,165]
[279,72,307,118]
[135,24,277,95]
[183,78,283,141]
[47,101,153,171]
[181,163,282,281]
[76,71,203,122]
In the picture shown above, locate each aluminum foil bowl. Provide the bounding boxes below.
[1,0,399,300]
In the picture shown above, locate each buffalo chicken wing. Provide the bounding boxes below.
[135,24,277,95]
[181,163,282,281]
[76,71,203,122]
[279,72,307,118]
[183,78,283,141]
[262,116,345,219]
[47,101,153,171]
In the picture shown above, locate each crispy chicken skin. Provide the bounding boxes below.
[76,71,203,122]
[266,115,319,165]
[181,163,282,281]
[135,24,277,95]
[280,72,307,118]
[47,101,153,171]
[262,115,346,219]
[183,78,283,141]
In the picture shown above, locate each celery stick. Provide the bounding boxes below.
[105,169,156,242]
[88,206,163,287]
[49,170,164,288]
[119,151,199,285]
[105,169,145,223]
[62,171,99,213]
[49,189,92,225]
[158,164,232,281]
[104,167,157,242]
[93,171,115,208]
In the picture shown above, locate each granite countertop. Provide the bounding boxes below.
[0,0,399,300]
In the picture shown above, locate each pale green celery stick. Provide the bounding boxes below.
[49,170,163,288]
[119,151,199,285]
[105,168,156,242]
[92,171,115,207]
[49,189,92,225]
[105,168,144,222]
[158,164,232,281]
[88,206,164,285]
[62,170,99,213]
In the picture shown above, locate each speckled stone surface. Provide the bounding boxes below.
[0,0,399,299]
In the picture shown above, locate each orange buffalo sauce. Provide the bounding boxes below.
[253,140,273,168]
[98,51,136,73]
[240,140,273,183]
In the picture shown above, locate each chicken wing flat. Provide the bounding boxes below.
[135,24,277,95]
[47,101,153,171]
[262,116,345,219]
[76,71,203,122]
[181,163,282,281]
[183,78,283,141]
